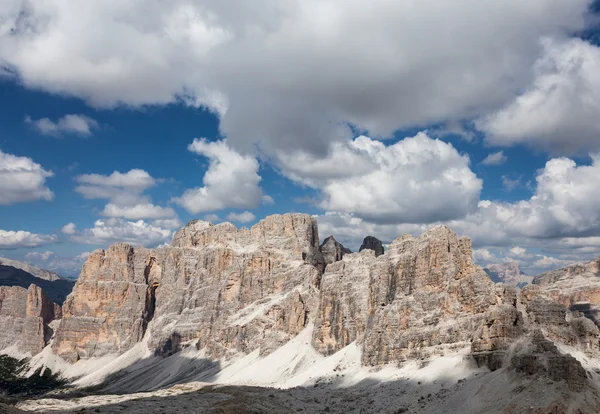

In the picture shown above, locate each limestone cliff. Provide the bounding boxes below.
[52,214,323,361]
[26,215,600,392]
[0,284,60,355]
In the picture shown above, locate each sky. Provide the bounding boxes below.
[1,0,600,277]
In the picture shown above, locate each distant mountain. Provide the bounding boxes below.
[483,262,533,288]
[0,258,75,304]
[0,257,62,281]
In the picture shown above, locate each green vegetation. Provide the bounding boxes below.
[0,355,65,396]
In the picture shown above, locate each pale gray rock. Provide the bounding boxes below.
[483,262,532,288]
[53,214,324,361]
[0,284,60,355]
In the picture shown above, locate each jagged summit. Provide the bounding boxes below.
[484,262,532,288]
[359,235,384,257]
[2,214,600,412]
[319,235,352,265]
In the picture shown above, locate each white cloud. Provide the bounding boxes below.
[261,195,274,205]
[102,203,176,220]
[501,176,521,191]
[0,150,54,205]
[473,248,499,263]
[151,218,182,229]
[203,214,221,223]
[227,211,256,223]
[0,0,591,155]
[25,251,55,261]
[481,151,507,166]
[173,139,263,214]
[72,218,172,247]
[61,223,77,235]
[75,169,178,222]
[479,38,600,153]
[25,114,98,137]
[317,151,600,272]
[282,133,482,224]
[25,251,91,277]
[0,229,57,249]
[75,169,156,197]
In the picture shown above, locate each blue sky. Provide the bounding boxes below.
[1,0,600,276]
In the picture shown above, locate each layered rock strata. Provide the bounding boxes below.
[52,214,323,361]
[38,214,600,392]
[0,284,60,355]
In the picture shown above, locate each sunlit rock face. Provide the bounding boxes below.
[46,213,600,391]
[312,226,509,364]
[52,214,323,361]
[0,284,60,355]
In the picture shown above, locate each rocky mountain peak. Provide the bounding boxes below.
[359,235,384,257]
[0,257,62,281]
[484,262,531,287]
[319,235,352,266]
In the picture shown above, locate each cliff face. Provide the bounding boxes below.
[52,214,323,361]
[0,284,60,355]
[28,214,599,390]
[313,226,504,364]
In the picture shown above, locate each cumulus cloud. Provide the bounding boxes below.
[102,203,176,220]
[0,0,592,155]
[25,251,91,278]
[0,150,54,205]
[481,151,508,166]
[173,139,263,214]
[71,218,173,247]
[501,176,522,191]
[317,151,600,272]
[227,211,256,223]
[25,251,54,261]
[75,169,156,198]
[479,38,600,153]
[75,169,178,221]
[61,223,77,235]
[281,133,482,224]
[203,214,221,223]
[0,229,57,249]
[25,114,98,137]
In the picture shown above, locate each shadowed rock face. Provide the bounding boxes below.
[319,236,352,266]
[0,284,60,355]
[0,264,75,305]
[359,236,384,257]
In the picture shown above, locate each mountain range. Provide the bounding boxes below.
[1,214,600,413]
